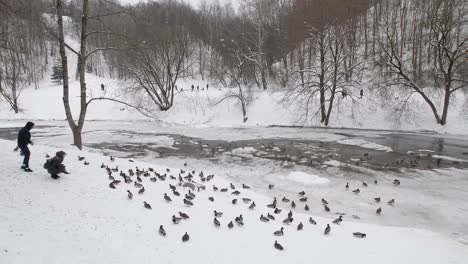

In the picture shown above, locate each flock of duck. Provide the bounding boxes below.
[84,154,399,251]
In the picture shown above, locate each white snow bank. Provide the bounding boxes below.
[431,155,468,163]
[337,138,392,152]
[287,171,331,185]
[1,139,468,264]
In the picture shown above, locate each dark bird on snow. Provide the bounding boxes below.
[287,210,293,218]
[324,224,331,235]
[260,214,269,222]
[387,199,395,206]
[282,197,290,203]
[144,201,152,209]
[230,183,235,189]
[324,204,330,212]
[182,232,189,242]
[235,215,244,226]
[352,188,360,194]
[274,208,282,214]
[393,179,401,186]
[297,222,304,231]
[134,182,143,188]
[100,163,105,168]
[298,191,306,196]
[179,211,190,219]
[321,198,329,205]
[213,185,218,191]
[228,221,234,228]
[376,207,382,215]
[363,181,368,187]
[282,217,293,224]
[346,182,349,189]
[374,179,378,184]
[242,198,252,203]
[267,213,275,220]
[305,204,310,211]
[110,156,115,162]
[232,198,237,204]
[353,232,366,238]
[214,217,221,227]
[78,156,85,161]
[220,188,228,192]
[274,227,284,236]
[173,190,180,196]
[232,190,241,195]
[209,196,215,202]
[214,210,223,217]
[268,184,274,189]
[172,215,182,224]
[184,199,193,206]
[138,186,145,194]
[109,182,116,189]
[242,184,250,189]
[374,197,381,203]
[299,197,307,202]
[249,202,256,209]
[84,161,89,165]
[309,217,317,225]
[164,193,172,202]
[127,190,133,199]
[291,201,296,208]
[274,240,284,251]
[159,225,166,236]
[332,215,343,224]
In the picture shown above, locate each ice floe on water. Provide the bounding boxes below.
[337,138,392,152]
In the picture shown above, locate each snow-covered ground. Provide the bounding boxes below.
[1,139,468,264]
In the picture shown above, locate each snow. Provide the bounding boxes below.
[431,155,468,163]
[337,138,393,152]
[1,139,468,264]
[286,171,330,185]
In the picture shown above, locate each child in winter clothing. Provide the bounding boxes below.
[44,151,69,179]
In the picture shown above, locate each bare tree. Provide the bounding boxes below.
[380,0,467,125]
[124,26,192,111]
[215,40,252,122]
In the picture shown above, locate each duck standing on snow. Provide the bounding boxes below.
[309,217,317,225]
[376,207,382,215]
[179,211,190,219]
[164,193,172,202]
[353,232,366,238]
[332,216,343,224]
[182,232,190,242]
[143,201,152,209]
[388,199,395,206]
[324,224,331,235]
[159,225,166,236]
[297,222,303,231]
[127,190,133,199]
[274,227,284,236]
[274,240,284,250]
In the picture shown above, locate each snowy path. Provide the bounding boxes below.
[1,139,468,264]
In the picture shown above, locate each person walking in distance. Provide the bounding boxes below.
[17,121,35,172]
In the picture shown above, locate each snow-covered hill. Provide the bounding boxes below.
[1,139,467,264]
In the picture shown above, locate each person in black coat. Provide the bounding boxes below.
[17,121,35,172]
[45,151,69,179]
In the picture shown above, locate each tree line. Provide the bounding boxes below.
[0,0,466,149]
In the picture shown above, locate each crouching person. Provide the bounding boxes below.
[44,151,69,179]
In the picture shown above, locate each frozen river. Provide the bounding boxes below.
[1,120,467,244]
